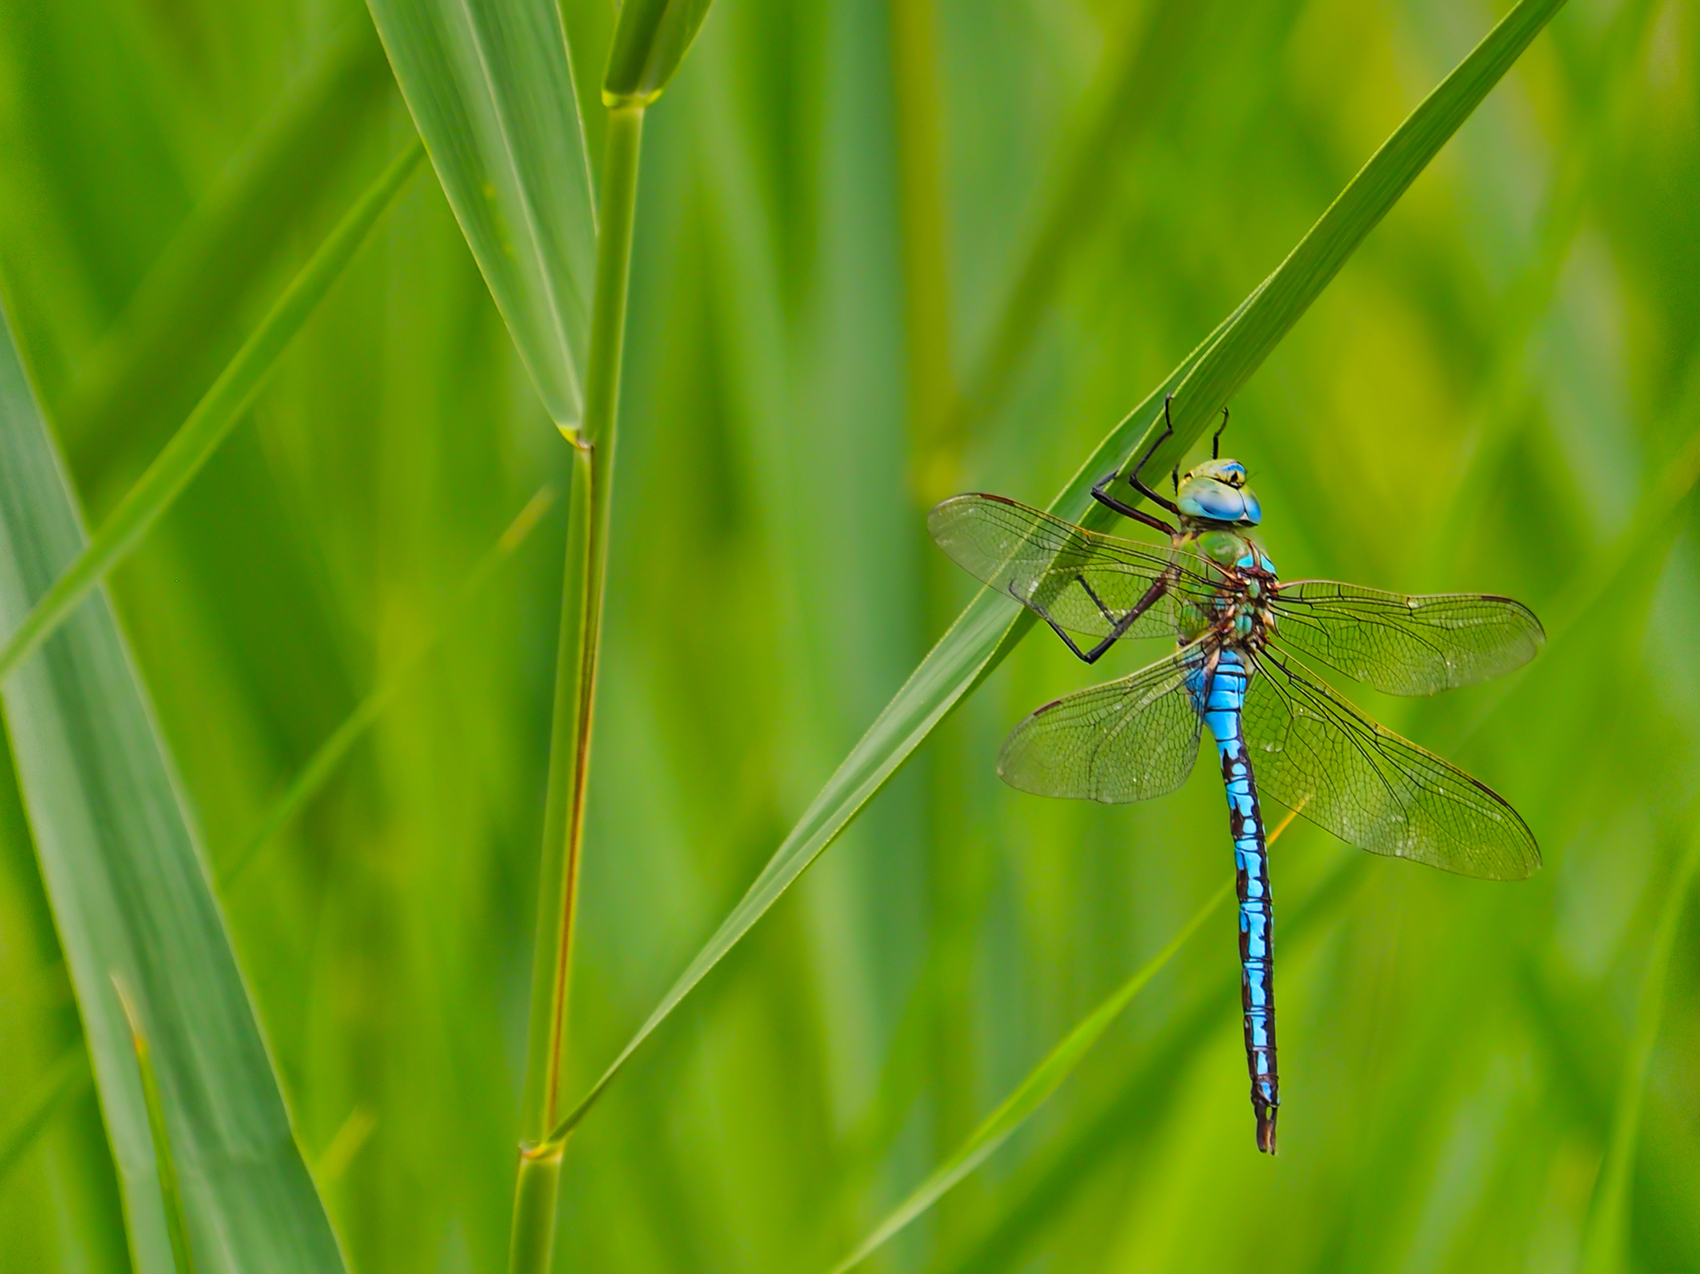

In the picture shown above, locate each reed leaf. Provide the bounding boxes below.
[549,0,1567,1143]
[829,878,1236,1273]
[0,141,424,683]
[55,16,397,497]
[0,304,344,1270]
[367,0,597,431]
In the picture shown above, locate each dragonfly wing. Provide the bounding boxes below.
[1242,646,1539,879]
[1271,581,1544,695]
[929,493,1218,641]
[998,642,1206,804]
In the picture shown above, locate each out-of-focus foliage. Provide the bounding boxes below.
[0,0,1696,1272]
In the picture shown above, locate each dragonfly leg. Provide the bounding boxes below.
[1015,581,1108,664]
[1091,472,1175,534]
[1212,405,1230,459]
[1092,397,1183,529]
[1128,397,1185,516]
[1022,573,1171,666]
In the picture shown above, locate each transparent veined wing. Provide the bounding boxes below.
[1270,581,1544,695]
[1242,646,1539,879]
[929,493,1221,642]
[998,641,1208,804]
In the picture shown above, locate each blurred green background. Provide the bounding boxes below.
[2,0,1698,1270]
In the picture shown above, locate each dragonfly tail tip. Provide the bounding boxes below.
[1255,1103,1278,1155]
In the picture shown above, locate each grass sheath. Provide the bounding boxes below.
[510,103,646,1274]
[0,138,423,684]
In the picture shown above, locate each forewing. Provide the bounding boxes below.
[1242,648,1539,879]
[1271,581,1544,695]
[998,642,1206,804]
[929,493,1218,641]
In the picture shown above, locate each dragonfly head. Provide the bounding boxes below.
[1177,458,1262,527]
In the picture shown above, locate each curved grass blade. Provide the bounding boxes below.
[367,0,597,431]
[0,1042,90,1186]
[0,305,346,1268]
[114,977,198,1274]
[220,483,557,886]
[938,855,1370,1274]
[0,140,424,683]
[1578,816,1700,1274]
[828,807,1295,1273]
[828,878,1241,1273]
[56,16,397,492]
[1145,0,1571,476]
[548,0,1568,1144]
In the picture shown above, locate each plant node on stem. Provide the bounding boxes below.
[508,103,646,1274]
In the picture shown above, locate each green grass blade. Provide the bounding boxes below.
[0,140,423,683]
[603,0,715,107]
[0,1042,90,1186]
[546,0,1564,1147]
[367,0,597,431]
[938,856,1371,1274]
[114,978,197,1274]
[221,483,557,886]
[56,16,397,494]
[0,303,346,1270]
[950,0,1224,445]
[1578,818,1700,1274]
[1130,0,1571,483]
[828,879,1235,1274]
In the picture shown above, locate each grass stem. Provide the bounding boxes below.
[510,103,645,1274]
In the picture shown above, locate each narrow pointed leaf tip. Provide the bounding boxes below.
[603,0,715,106]
[368,0,598,428]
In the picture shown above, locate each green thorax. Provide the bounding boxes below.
[1184,527,1263,568]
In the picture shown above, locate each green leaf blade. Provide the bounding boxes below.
[0,140,424,683]
[0,306,346,1271]
[603,0,715,106]
[828,880,1233,1274]
[1158,0,1569,452]
[368,0,598,430]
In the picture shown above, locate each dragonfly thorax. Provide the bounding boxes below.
[1175,529,1279,650]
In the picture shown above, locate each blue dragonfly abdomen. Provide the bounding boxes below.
[1193,648,1279,1154]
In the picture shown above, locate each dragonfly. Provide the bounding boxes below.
[929,401,1542,1154]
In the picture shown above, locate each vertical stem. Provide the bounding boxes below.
[510,103,645,1274]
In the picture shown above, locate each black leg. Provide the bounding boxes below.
[1022,572,1172,665]
[1212,405,1230,459]
[1091,471,1175,535]
[1127,397,1183,517]
[1091,396,1183,531]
